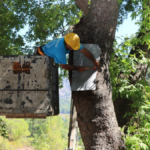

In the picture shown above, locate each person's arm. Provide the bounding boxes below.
[60,64,85,72]
[79,47,100,69]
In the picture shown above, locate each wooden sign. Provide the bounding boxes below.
[0,55,59,118]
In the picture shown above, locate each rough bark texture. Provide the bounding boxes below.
[75,0,89,16]
[114,97,133,127]
[70,0,126,149]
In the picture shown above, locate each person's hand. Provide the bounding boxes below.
[94,60,100,70]
[78,66,85,72]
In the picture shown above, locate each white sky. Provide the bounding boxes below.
[115,13,139,44]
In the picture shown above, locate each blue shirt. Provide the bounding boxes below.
[42,37,83,64]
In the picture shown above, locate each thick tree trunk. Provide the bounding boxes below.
[69,0,126,149]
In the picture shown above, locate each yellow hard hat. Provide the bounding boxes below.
[64,33,80,50]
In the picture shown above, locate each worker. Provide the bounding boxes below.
[36,33,100,72]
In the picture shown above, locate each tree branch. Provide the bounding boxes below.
[75,0,89,16]
[118,63,149,83]
[128,32,150,83]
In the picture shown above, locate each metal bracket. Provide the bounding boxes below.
[13,62,30,74]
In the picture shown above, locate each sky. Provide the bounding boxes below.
[115,13,139,44]
[19,14,140,49]
[18,0,141,48]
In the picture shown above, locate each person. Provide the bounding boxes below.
[36,33,100,72]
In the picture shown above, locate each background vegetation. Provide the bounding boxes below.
[110,38,150,150]
[1,0,150,149]
[0,116,69,149]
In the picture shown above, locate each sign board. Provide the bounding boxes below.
[0,55,59,118]
[71,44,101,91]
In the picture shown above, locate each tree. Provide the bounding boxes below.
[6,118,31,147]
[0,0,32,55]
[0,117,32,149]
[0,118,8,139]
[69,0,126,149]
[110,1,150,149]
[112,0,150,127]
[26,0,82,45]
[1,0,150,149]
[29,116,68,150]
[69,0,150,149]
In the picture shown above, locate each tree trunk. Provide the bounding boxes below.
[69,0,126,149]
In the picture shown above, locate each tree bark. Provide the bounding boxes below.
[69,0,126,149]
[75,0,89,16]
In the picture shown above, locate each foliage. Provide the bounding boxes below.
[0,118,11,149]
[0,118,8,139]
[110,34,150,149]
[110,37,149,100]
[60,97,71,114]
[117,0,141,26]
[0,116,69,149]
[3,0,150,149]
[0,0,82,59]
[0,117,32,149]
[27,116,69,150]
[114,4,150,150]
[120,87,150,150]
[25,0,82,46]
[112,3,150,147]
[0,0,32,55]
[0,136,14,150]
[6,118,31,147]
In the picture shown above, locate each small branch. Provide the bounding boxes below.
[130,63,149,83]
[75,0,89,16]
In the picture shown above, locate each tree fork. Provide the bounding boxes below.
[69,0,126,149]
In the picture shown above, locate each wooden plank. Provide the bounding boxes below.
[0,56,51,90]
[52,63,59,115]
[6,114,46,119]
[0,91,53,115]
[0,56,59,118]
